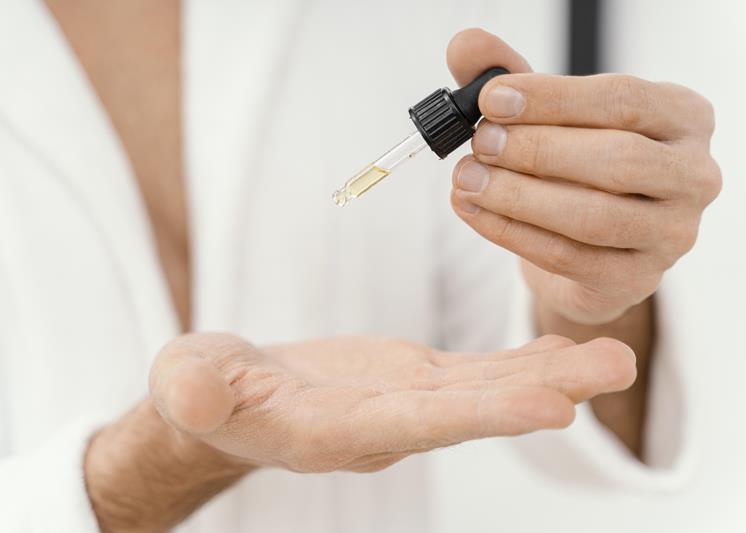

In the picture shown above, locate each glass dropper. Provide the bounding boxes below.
[332,66,509,207]
[332,130,427,207]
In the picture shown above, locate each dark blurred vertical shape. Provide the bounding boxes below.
[568,0,603,75]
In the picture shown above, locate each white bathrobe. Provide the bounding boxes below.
[0,1,697,532]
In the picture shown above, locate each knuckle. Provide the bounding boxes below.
[543,79,568,117]
[598,133,646,193]
[656,144,717,202]
[603,133,656,192]
[673,83,716,136]
[697,157,723,204]
[696,95,716,136]
[574,198,642,247]
[681,154,722,205]
[604,74,651,130]
[676,222,700,255]
[487,214,517,244]
[512,127,554,174]
[656,144,691,193]
[622,204,654,245]
[544,234,580,274]
[659,211,700,257]
[494,174,525,217]
[574,201,608,244]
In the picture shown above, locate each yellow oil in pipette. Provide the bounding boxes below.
[333,165,390,206]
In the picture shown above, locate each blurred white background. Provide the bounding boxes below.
[425,1,746,531]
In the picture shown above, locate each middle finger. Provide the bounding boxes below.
[453,159,662,249]
[471,123,687,200]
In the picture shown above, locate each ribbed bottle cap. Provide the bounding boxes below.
[408,67,509,159]
[408,88,473,159]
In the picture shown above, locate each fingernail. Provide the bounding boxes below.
[473,123,507,156]
[457,161,490,193]
[485,86,525,118]
[453,191,481,214]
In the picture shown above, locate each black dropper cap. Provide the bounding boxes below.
[408,67,509,159]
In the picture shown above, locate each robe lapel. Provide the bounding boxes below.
[0,1,179,359]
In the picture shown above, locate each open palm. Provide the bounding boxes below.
[150,333,635,473]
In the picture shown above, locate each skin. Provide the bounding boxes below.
[41,2,719,531]
[89,333,635,531]
[447,29,720,454]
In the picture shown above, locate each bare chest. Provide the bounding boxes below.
[45,0,191,330]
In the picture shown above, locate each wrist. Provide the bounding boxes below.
[85,399,252,532]
[520,260,652,326]
[534,296,638,336]
[541,289,641,326]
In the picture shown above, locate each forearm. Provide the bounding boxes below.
[534,297,655,458]
[84,399,253,533]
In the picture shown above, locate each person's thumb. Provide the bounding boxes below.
[149,333,241,436]
[446,28,533,86]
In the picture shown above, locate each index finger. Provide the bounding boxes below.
[479,73,713,140]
